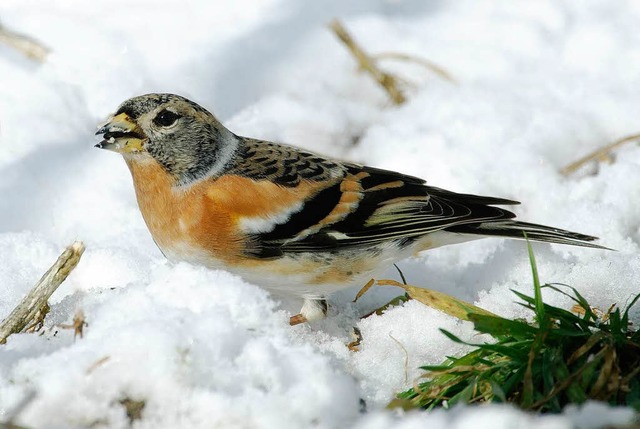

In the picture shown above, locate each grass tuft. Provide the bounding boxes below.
[393,243,640,413]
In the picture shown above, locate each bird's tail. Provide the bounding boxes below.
[447,220,608,250]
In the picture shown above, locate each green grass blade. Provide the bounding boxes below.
[622,292,640,327]
[439,329,466,344]
[489,380,507,402]
[545,283,597,322]
[524,235,545,323]
[468,313,538,337]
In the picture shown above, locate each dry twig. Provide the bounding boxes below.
[86,356,111,375]
[0,23,49,62]
[347,327,363,352]
[119,398,146,424]
[560,133,640,176]
[0,242,85,344]
[389,332,410,384]
[330,19,406,105]
[374,52,456,83]
[356,278,496,321]
[58,309,87,339]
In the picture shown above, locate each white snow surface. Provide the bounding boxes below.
[1,0,639,428]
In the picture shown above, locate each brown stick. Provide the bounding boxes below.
[330,19,406,105]
[560,133,640,176]
[0,23,49,62]
[0,242,85,344]
[374,52,456,83]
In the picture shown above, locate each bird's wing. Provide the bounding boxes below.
[228,138,347,186]
[237,152,520,258]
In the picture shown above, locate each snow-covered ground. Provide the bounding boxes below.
[1,0,639,427]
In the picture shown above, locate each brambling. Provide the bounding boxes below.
[95,93,604,325]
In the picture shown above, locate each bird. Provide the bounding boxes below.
[95,93,605,325]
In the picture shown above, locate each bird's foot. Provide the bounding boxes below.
[289,298,328,326]
[289,314,307,325]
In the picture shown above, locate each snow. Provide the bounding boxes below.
[0,0,639,427]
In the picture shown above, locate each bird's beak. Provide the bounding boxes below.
[95,112,146,153]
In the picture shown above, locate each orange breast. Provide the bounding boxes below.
[125,157,330,267]
[125,157,236,263]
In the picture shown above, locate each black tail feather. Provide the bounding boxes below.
[446,220,609,250]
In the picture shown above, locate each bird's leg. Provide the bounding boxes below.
[289,298,328,325]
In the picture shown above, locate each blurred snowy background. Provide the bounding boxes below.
[1,0,639,427]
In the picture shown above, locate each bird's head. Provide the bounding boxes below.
[96,93,238,185]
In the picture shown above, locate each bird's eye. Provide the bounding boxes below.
[153,109,180,127]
